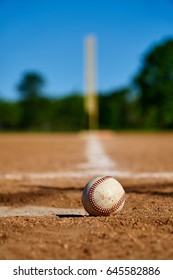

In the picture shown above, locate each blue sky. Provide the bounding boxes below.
[0,0,173,100]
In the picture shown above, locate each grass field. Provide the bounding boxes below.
[0,132,173,259]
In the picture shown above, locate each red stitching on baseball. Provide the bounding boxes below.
[88,176,125,214]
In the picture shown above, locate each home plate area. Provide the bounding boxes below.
[0,132,172,260]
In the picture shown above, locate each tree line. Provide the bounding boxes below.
[0,38,173,131]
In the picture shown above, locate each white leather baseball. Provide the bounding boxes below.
[82,176,126,216]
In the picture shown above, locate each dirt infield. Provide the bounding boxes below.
[0,132,173,260]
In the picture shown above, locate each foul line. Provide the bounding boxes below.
[1,170,173,180]
[79,133,115,169]
[0,133,173,181]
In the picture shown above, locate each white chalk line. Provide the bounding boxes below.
[78,133,173,180]
[0,133,173,181]
[1,170,173,180]
[0,134,173,217]
[79,133,115,169]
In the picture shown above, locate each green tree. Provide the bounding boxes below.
[0,100,20,130]
[17,72,47,129]
[134,39,173,129]
[99,88,130,130]
[18,72,45,100]
[49,94,87,131]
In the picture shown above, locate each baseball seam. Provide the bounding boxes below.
[88,176,125,214]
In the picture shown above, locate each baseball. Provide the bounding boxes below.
[82,176,126,216]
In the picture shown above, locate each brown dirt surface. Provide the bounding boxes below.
[0,132,173,260]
